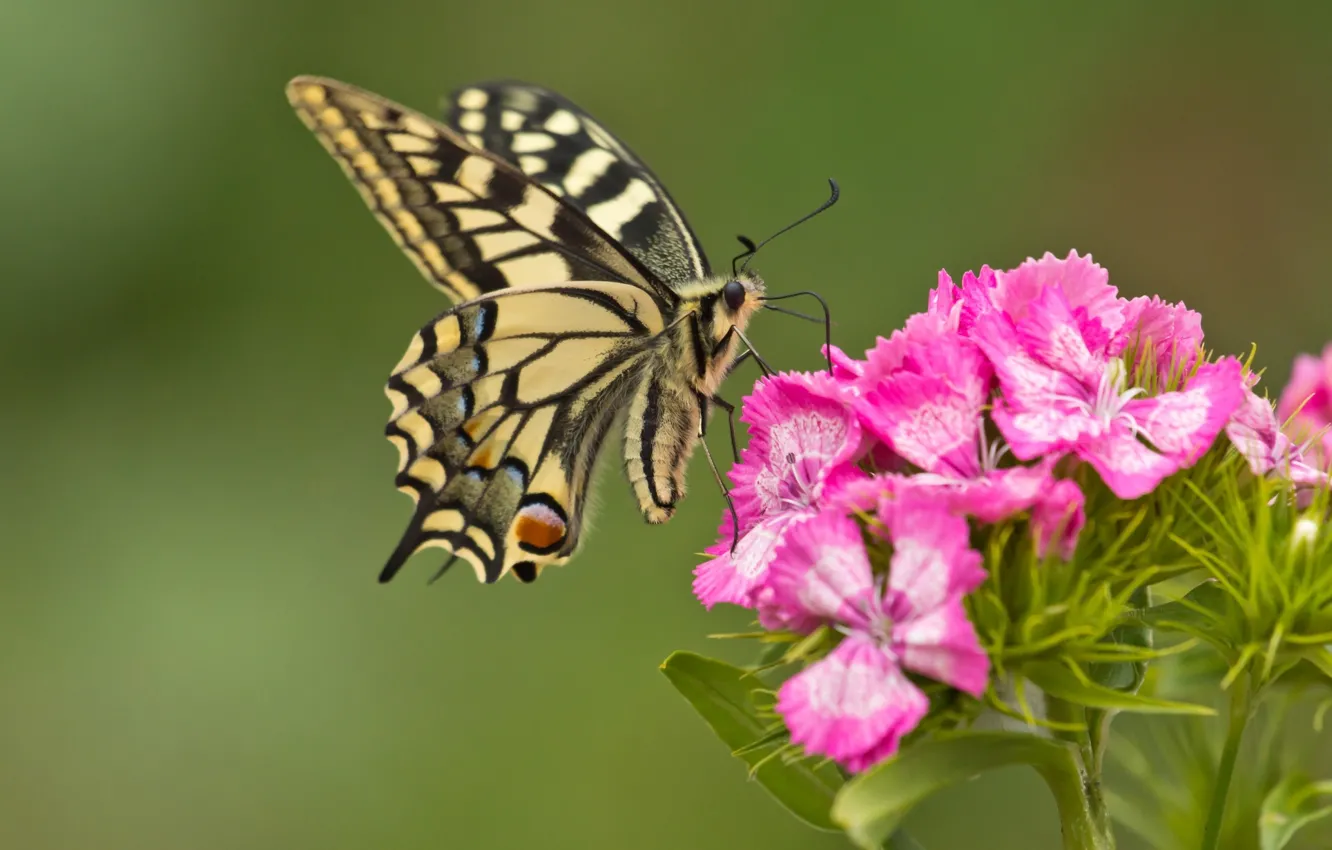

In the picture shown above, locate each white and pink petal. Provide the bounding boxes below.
[694,512,809,609]
[776,635,928,771]
[1124,357,1243,464]
[760,512,877,633]
[1077,425,1180,500]
[880,498,986,616]
[893,598,990,697]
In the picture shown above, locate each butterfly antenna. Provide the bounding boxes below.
[762,303,820,323]
[761,290,834,374]
[740,178,840,273]
[731,235,758,277]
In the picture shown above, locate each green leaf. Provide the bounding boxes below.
[1092,626,1156,692]
[1299,646,1332,682]
[884,829,929,850]
[1026,661,1215,715]
[831,732,1083,850]
[1260,773,1332,850]
[1136,581,1230,632]
[660,651,842,831]
[1090,586,1152,692]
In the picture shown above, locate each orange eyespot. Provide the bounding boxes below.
[515,500,567,553]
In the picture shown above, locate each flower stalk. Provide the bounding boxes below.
[1045,696,1115,849]
[1199,672,1254,850]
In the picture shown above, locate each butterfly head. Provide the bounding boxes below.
[720,271,765,322]
[685,271,765,344]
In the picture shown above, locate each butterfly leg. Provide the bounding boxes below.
[728,348,753,375]
[732,327,774,377]
[709,393,741,464]
[696,391,742,553]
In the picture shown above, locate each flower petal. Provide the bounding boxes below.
[1012,285,1106,384]
[1125,295,1204,375]
[744,372,863,516]
[858,378,980,477]
[1124,357,1244,464]
[1031,478,1086,559]
[694,513,806,609]
[971,310,1089,414]
[776,635,928,771]
[823,344,866,386]
[939,462,1057,524]
[881,497,986,616]
[990,398,1100,460]
[1277,343,1332,469]
[760,512,877,633]
[894,597,990,696]
[1078,424,1180,500]
[994,251,1125,337]
[1226,383,1287,475]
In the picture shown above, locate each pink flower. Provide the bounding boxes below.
[1227,378,1328,488]
[850,328,1086,555]
[766,506,989,772]
[824,270,966,398]
[963,251,1130,350]
[1123,296,1204,379]
[693,372,864,608]
[1277,344,1332,469]
[973,282,1244,500]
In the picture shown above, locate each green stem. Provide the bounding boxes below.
[1199,674,1254,850]
[1044,696,1116,850]
[1034,743,1115,850]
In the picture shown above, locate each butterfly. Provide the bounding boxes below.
[286,76,832,585]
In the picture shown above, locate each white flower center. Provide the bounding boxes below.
[1059,359,1146,438]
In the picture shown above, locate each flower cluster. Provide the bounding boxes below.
[694,251,1330,773]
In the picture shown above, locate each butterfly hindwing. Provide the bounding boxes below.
[286,76,672,304]
[382,282,667,583]
[444,81,711,286]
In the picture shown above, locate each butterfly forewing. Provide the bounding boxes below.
[287,76,769,585]
[286,77,670,304]
[382,282,666,583]
[444,81,711,286]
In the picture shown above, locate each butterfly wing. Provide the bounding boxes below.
[286,76,676,306]
[382,281,667,583]
[444,81,711,286]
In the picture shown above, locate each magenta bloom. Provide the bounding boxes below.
[963,251,1131,347]
[850,328,1086,555]
[972,281,1244,500]
[766,505,989,772]
[693,372,864,609]
[1228,377,1328,488]
[1124,295,1205,378]
[1277,344,1332,469]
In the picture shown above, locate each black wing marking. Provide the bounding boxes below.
[444,81,711,287]
[287,76,677,307]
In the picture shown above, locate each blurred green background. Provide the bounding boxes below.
[4,1,1332,848]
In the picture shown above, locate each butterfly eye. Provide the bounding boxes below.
[722,280,747,311]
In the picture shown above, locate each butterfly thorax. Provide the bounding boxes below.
[669,271,766,397]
